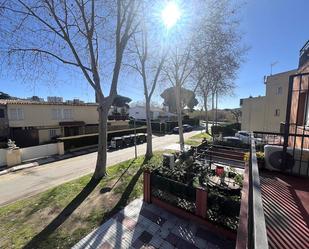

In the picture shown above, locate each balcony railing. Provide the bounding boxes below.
[236,134,268,249]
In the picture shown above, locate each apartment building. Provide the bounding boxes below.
[241,69,297,132]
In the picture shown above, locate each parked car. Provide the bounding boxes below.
[173,124,193,133]
[222,136,242,146]
[235,131,250,144]
[235,131,264,145]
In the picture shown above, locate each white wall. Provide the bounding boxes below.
[241,96,266,131]
[0,149,6,166]
[20,143,59,161]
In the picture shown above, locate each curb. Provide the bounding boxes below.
[0,162,39,176]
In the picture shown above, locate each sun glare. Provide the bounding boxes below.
[161,2,181,29]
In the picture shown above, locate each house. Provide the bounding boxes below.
[286,40,309,149]
[129,106,177,121]
[0,98,130,147]
[0,103,9,147]
[241,69,297,132]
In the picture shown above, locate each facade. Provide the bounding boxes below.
[287,41,309,148]
[129,106,177,121]
[241,69,297,132]
[0,99,130,147]
[0,104,9,146]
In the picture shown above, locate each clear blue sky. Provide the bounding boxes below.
[0,0,308,109]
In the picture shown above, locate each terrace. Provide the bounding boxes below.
[142,133,309,249]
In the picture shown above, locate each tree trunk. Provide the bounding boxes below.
[175,84,184,151]
[93,104,108,179]
[215,90,218,125]
[145,98,153,158]
[203,94,208,133]
[212,91,215,128]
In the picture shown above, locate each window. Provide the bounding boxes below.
[63,109,73,120]
[10,108,24,120]
[49,129,57,138]
[275,109,280,117]
[297,92,307,126]
[0,109,4,118]
[276,86,283,95]
[52,109,62,120]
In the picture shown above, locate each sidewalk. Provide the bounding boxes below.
[72,198,234,249]
[0,145,98,176]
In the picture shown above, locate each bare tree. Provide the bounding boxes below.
[129,7,166,158]
[230,108,241,123]
[194,0,245,129]
[164,44,194,151]
[1,0,140,179]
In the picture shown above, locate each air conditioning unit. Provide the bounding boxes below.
[264,145,309,176]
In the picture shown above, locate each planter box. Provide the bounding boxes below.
[143,171,237,241]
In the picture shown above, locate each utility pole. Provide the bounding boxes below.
[134,118,137,159]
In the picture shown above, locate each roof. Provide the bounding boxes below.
[0,99,98,106]
[265,69,298,84]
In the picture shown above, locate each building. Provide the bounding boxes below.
[241,69,297,132]
[0,103,9,146]
[0,98,130,147]
[129,106,177,121]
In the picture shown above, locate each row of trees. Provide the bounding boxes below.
[0,0,245,179]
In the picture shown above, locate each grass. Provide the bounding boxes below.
[184,132,212,146]
[0,153,163,249]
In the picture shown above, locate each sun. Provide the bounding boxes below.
[161,2,181,29]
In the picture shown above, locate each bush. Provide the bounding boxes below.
[211,125,236,137]
[225,123,241,131]
[183,118,200,127]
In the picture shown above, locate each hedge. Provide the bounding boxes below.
[57,126,147,151]
[151,173,196,202]
[211,123,238,136]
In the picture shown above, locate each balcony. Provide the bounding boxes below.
[237,133,309,249]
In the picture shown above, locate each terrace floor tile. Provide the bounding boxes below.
[72,198,235,249]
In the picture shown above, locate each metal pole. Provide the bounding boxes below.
[134,118,137,159]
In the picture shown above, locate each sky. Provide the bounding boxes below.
[0,0,308,109]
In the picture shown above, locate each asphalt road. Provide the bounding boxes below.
[0,130,199,206]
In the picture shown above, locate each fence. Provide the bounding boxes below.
[144,169,239,240]
[0,142,64,167]
[0,149,6,166]
[20,143,60,161]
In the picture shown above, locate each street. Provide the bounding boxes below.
[0,130,199,206]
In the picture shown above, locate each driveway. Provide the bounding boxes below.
[0,130,199,206]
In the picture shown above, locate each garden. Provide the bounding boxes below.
[144,143,245,233]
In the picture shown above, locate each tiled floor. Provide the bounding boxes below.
[260,171,309,249]
[72,198,235,249]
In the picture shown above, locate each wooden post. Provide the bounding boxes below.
[195,187,207,218]
[143,171,151,203]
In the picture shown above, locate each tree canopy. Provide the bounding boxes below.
[112,95,132,107]
[160,87,198,113]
